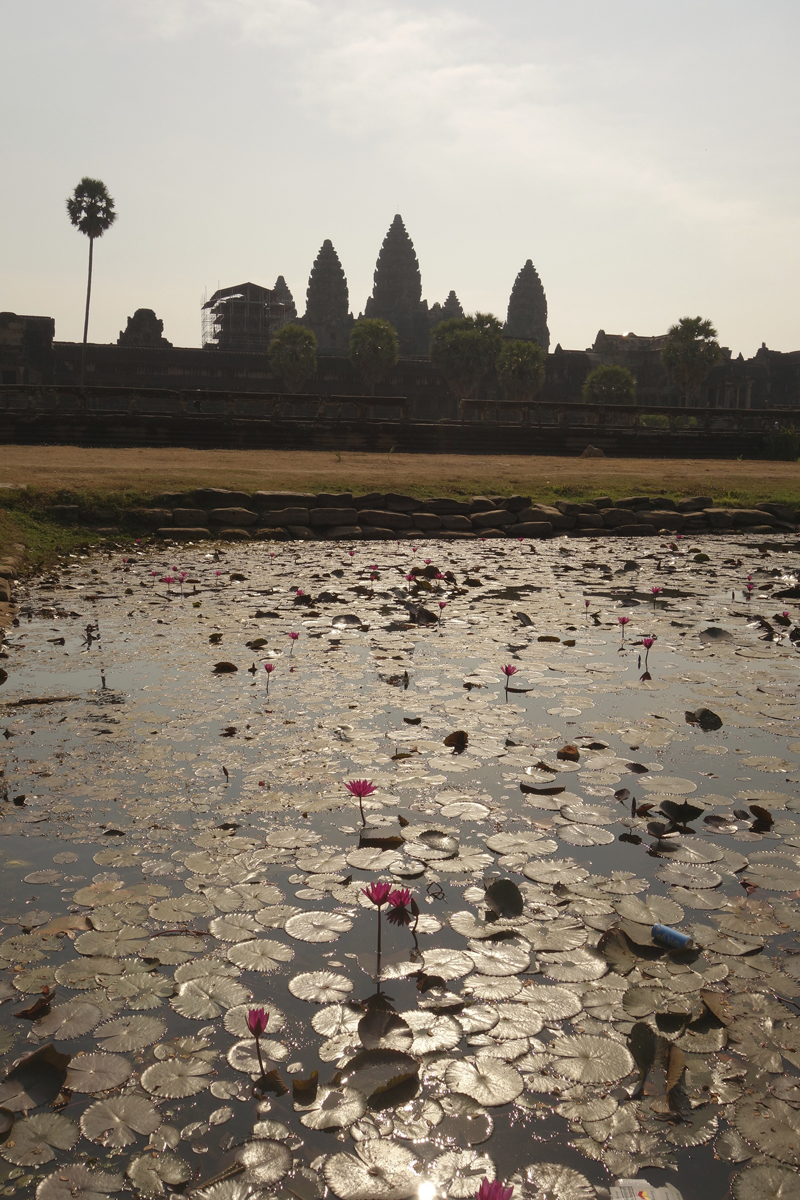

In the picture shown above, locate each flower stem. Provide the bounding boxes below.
[254,1035,266,1077]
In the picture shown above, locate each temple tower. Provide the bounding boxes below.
[505,260,549,351]
[303,240,353,355]
[428,290,464,331]
[365,215,429,355]
[272,276,297,322]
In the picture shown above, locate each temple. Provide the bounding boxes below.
[505,259,549,350]
[302,239,353,355]
[364,215,430,356]
[117,308,172,348]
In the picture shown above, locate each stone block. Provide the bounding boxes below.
[0,579,11,603]
[358,526,398,539]
[412,513,442,530]
[677,496,713,513]
[172,508,208,526]
[440,514,473,531]
[284,525,316,539]
[325,525,364,539]
[208,507,259,526]
[131,508,173,529]
[310,508,358,527]
[637,511,685,530]
[354,493,386,509]
[422,498,472,515]
[555,501,581,516]
[157,527,211,540]
[195,488,252,507]
[472,508,515,528]
[613,524,656,536]
[732,509,776,527]
[358,509,412,530]
[508,521,553,538]
[384,492,418,512]
[592,496,613,509]
[577,503,598,514]
[603,508,638,528]
[758,503,794,522]
[253,491,317,510]
[577,514,604,529]
[317,492,354,508]
[219,528,252,540]
[154,492,191,507]
[750,525,777,535]
[581,445,605,457]
[82,507,117,523]
[476,527,509,538]
[703,509,734,530]
[649,497,677,511]
[615,496,651,510]
[518,504,576,530]
[256,508,310,527]
[438,530,476,539]
[470,497,495,513]
[501,495,532,512]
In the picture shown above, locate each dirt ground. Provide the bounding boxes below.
[1,446,799,504]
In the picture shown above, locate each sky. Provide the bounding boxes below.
[2,0,799,356]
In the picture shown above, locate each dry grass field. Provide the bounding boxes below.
[2,445,800,505]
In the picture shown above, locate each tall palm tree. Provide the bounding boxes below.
[66,177,117,387]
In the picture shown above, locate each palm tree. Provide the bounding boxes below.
[661,316,722,407]
[66,177,117,387]
[269,323,317,393]
[349,319,399,395]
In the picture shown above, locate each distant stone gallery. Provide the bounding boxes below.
[200,214,549,357]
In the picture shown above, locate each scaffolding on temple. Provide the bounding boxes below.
[201,282,287,353]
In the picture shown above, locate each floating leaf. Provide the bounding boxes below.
[358,1008,413,1053]
[65,1052,131,1094]
[444,1057,523,1106]
[468,940,531,977]
[37,1164,124,1200]
[733,1163,799,1199]
[420,949,474,980]
[430,1149,495,1198]
[31,1000,103,1041]
[323,1140,418,1200]
[336,1048,419,1097]
[549,1035,634,1084]
[80,1095,162,1147]
[509,1162,597,1200]
[284,911,353,942]
[296,1086,366,1130]
[735,1097,800,1165]
[401,1011,461,1055]
[0,1045,70,1113]
[0,1112,78,1166]
[141,1057,212,1099]
[94,1015,166,1052]
[126,1152,191,1197]
[236,1138,292,1185]
[227,938,294,972]
[289,971,353,1003]
[171,977,250,1020]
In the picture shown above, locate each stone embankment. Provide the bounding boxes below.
[47,490,800,542]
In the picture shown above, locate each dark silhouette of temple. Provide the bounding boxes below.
[117,308,172,348]
[302,240,353,354]
[363,215,431,355]
[505,260,549,351]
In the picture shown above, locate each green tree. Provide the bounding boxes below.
[661,316,723,405]
[269,323,317,393]
[349,318,399,394]
[496,340,546,400]
[66,177,117,387]
[430,312,503,397]
[582,364,636,404]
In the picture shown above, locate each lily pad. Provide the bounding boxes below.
[444,1057,523,1106]
[126,1152,191,1197]
[0,1112,78,1166]
[549,1035,634,1084]
[284,911,353,942]
[80,1095,162,1147]
[141,1057,212,1099]
[65,1052,132,1093]
[323,1140,419,1200]
[37,1164,124,1200]
[227,938,294,972]
[289,971,353,1003]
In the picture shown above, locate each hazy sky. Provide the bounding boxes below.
[3,1,799,355]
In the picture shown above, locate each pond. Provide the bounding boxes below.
[0,531,799,1200]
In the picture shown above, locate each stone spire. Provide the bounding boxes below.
[272,276,297,321]
[428,290,465,331]
[505,260,549,351]
[303,240,353,355]
[117,309,172,347]
[365,215,429,355]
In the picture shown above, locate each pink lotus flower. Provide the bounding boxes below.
[642,636,655,649]
[651,586,662,608]
[247,1007,269,1037]
[288,631,299,656]
[296,588,305,597]
[264,662,274,693]
[439,600,447,610]
[349,550,355,556]
[405,573,415,583]
[363,881,393,906]
[424,558,431,565]
[475,1181,513,1200]
[783,611,791,619]
[501,664,518,678]
[584,598,590,609]
[389,887,411,908]
[387,887,413,927]
[345,778,377,825]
